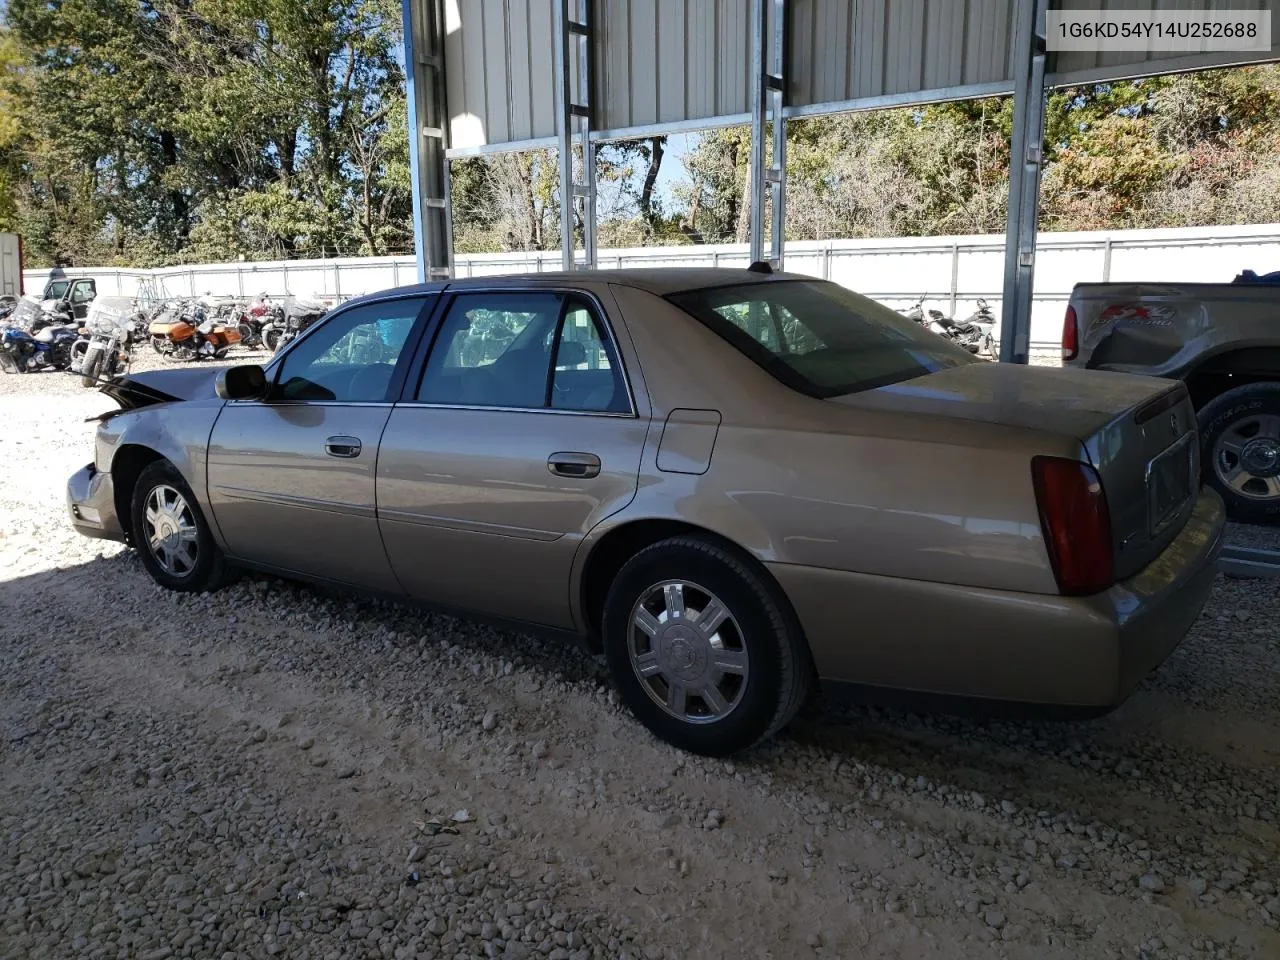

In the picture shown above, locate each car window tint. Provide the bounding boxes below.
[274,299,424,403]
[417,293,563,407]
[551,297,628,413]
[669,280,976,399]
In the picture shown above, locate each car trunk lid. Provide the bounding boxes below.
[833,362,1199,582]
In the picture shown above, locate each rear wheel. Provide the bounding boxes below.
[601,536,814,756]
[265,329,281,352]
[130,460,236,592]
[1200,382,1280,524]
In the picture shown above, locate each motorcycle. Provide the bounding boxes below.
[924,300,998,360]
[898,295,928,327]
[234,293,281,350]
[149,301,243,361]
[0,298,79,373]
[71,296,140,386]
[271,296,329,353]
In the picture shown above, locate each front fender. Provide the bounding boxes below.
[100,398,226,540]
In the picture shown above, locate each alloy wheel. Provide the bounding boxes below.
[143,484,200,577]
[628,580,749,724]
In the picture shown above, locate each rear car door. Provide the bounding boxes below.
[377,289,647,628]
[206,294,432,590]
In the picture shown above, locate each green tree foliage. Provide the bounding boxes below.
[3,3,1279,270]
[3,0,411,266]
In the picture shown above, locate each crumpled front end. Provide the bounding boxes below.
[67,463,125,542]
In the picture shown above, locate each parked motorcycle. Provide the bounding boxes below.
[234,293,281,350]
[149,301,243,361]
[71,296,140,386]
[924,300,998,360]
[271,296,329,353]
[0,299,78,373]
[898,295,928,327]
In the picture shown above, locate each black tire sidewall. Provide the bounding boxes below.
[81,348,102,387]
[130,461,226,591]
[602,542,794,756]
[1199,385,1280,523]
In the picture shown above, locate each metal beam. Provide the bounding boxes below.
[749,0,786,268]
[556,0,596,270]
[402,0,453,283]
[999,0,1048,365]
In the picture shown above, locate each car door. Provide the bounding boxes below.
[206,294,432,591]
[69,279,96,319]
[377,289,647,628]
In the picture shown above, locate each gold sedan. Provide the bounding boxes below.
[68,269,1224,755]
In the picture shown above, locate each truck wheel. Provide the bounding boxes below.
[1199,382,1280,524]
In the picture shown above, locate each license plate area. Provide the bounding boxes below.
[1147,433,1195,536]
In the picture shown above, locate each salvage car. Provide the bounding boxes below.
[1064,279,1280,523]
[68,268,1225,755]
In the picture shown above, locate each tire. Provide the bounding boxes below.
[601,536,814,756]
[151,335,166,355]
[1198,382,1280,524]
[81,347,103,387]
[265,329,281,352]
[129,460,236,592]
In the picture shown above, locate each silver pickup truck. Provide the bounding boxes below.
[1063,278,1280,523]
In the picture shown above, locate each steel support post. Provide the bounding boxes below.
[999,0,1048,364]
[556,0,596,270]
[749,0,786,267]
[402,0,453,283]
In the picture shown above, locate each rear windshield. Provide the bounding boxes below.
[668,279,977,398]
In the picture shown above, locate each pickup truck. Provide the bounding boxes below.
[1062,278,1280,523]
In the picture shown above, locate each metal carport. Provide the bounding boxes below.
[401,0,1280,363]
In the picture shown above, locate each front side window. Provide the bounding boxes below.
[273,298,426,403]
[668,279,976,398]
[417,292,628,413]
[70,280,96,304]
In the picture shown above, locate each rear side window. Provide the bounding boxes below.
[668,279,975,398]
[417,292,629,413]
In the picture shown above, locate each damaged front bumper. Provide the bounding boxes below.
[67,462,125,542]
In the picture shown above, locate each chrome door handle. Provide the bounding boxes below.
[548,452,601,479]
[325,436,362,458]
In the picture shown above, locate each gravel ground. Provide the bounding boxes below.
[2,353,1279,960]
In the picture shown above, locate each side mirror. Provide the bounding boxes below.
[215,364,268,401]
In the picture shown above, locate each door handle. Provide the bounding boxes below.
[548,452,601,479]
[325,436,362,459]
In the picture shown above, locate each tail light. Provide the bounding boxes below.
[1062,305,1078,361]
[1032,456,1114,596]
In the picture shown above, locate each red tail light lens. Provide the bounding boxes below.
[1032,456,1114,596]
[1062,305,1078,361]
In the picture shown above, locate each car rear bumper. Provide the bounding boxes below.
[769,488,1225,709]
[67,462,125,542]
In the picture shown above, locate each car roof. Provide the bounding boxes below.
[340,267,807,310]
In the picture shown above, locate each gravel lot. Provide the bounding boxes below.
[2,353,1279,960]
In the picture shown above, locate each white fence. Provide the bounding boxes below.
[23,223,1280,349]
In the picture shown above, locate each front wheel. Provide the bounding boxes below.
[81,346,103,387]
[1200,382,1280,524]
[601,537,814,756]
[130,460,236,592]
